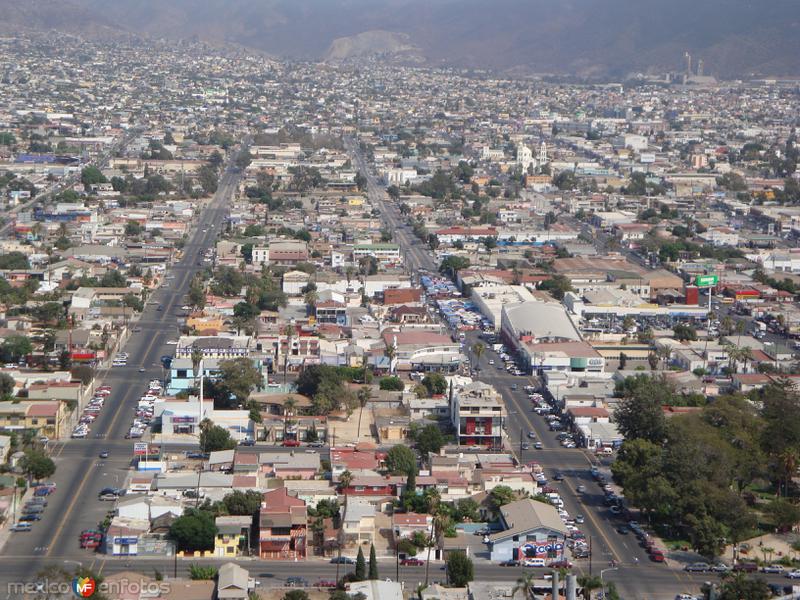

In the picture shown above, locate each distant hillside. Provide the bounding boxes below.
[324,30,421,62]
[1,0,799,77]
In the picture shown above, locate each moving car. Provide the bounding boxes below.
[99,451,109,459]
[499,560,520,567]
[400,558,424,566]
[762,564,785,574]
[330,556,354,564]
[684,562,710,572]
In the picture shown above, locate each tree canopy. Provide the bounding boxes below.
[199,422,237,452]
[385,445,417,476]
[169,508,216,553]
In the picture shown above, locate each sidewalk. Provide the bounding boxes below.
[0,485,35,553]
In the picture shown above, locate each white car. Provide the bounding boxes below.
[166,340,178,345]
[488,359,495,365]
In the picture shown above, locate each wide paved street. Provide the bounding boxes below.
[0,162,242,593]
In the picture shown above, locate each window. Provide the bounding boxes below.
[176,369,187,378]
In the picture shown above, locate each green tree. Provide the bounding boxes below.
[379,376,404,391]
[717,571,770,600]
[188,564,218,580]
[385,444,417,475]
[612,375,668,443]
[1,335,33,363]
[199,424,237,452]
[355,546,366,581]
[198,164,219,194]
[439,255,471,275]
[20,449,55,482]
[577,575,603,600]
[0,252,29,270]
[488,485,516,512]
[80,165,107,187]
[222,490,262,516]
[454,498,480,523]
[368,544,378,579]
[446,551,474,587]
[169,509,217,553]
[283,591,310,600]
[188,275,206,309]
[416,424,445,457]
[421,373,447,396]
[0,372,15,399]
[217,358,263,405]
[99,269,127,287]
[765,498,800,532]
[673,323,698,341]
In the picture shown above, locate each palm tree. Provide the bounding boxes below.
[190,346,204,390]
[779,449,798,497]
[283,323,294,385]
[384,344,396,375]
[512,573,537,600]
[658,345,672,369]
[724,343,739,374]
[283,397,297,444]
[739,345,753,374]
[577,575,603,600]
[471,342,484,373]
[736,319,746,346]
[356,386,371,441]
[424,489,441,586]
[304,289,319,314]
[721,316,734,336]
[338,470,353,492]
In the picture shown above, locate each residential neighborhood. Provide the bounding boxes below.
[0,23,798,600]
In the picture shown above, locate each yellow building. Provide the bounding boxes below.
[214,515,252,557]
[0,401,67,439]
[347,196,365,207]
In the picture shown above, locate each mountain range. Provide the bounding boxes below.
[2,0,799,77]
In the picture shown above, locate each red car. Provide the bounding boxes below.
[649,551,665,562]
[315,581,336,588]
[548,560,573,569]
[401,558,424,566]
[282,439,300,447]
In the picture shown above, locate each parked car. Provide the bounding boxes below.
[330,556,354,564]
[786,570,800,579]
[286,577,308,587]
[10,523,32,532]
[649,551,665,562]
[499,560,520,567]
[710,563,730,573]
[684,562,710,572]
[19,514,42,522]
[733,563,758,573]
[401,558,424,566]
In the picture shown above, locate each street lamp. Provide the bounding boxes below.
[600,566,617,591]
[64,560,83,572]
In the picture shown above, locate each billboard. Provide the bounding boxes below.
[133,442,148,455]
[695,274,719,287]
